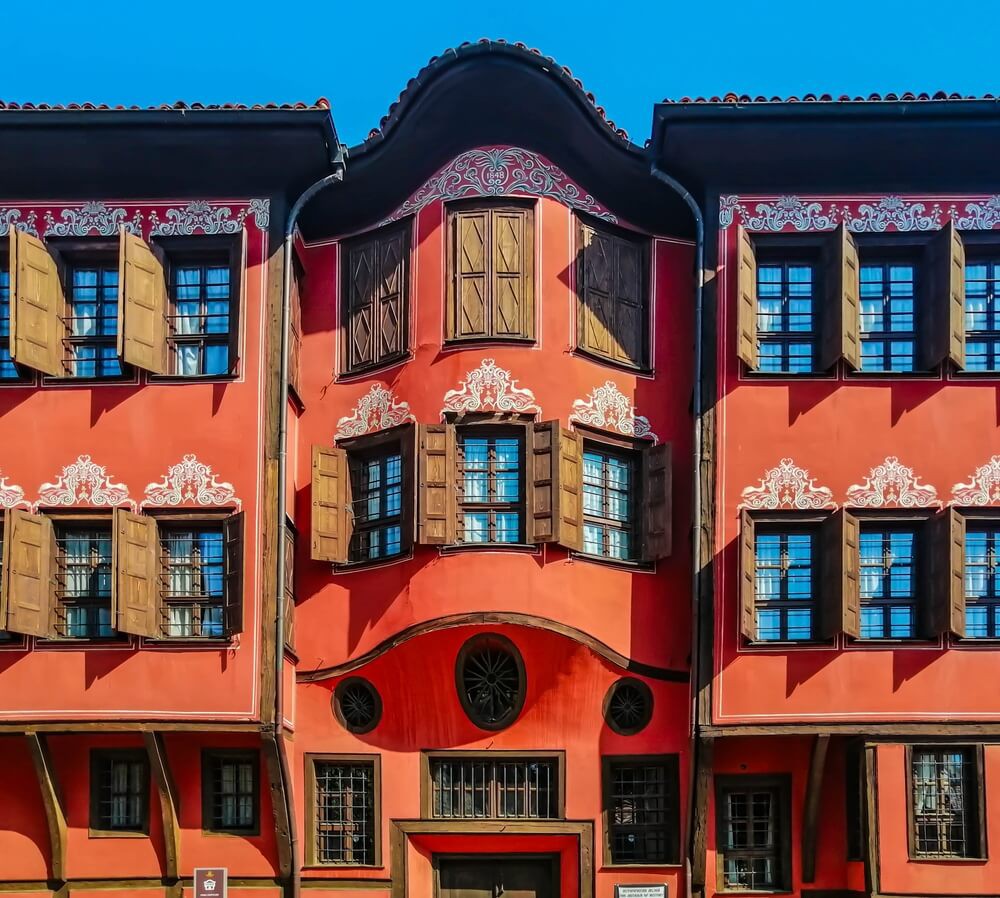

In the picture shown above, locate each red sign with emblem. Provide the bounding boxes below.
[194,868,228,898]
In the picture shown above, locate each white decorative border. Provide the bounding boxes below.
[569,380,658,443]
[36,455,135,511]
[380,146,618,225]
[846,456,940,509]
[441,358,541,416]
[336,383,416,440]
[149,199,269,236]
[739,458,835,510]
[0,469,28,509]
[142,454,239,509]
[951,456,1000,506]
[44,202,143,237]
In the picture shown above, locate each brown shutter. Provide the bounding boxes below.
[345,237,376,370]
[611,235,647,367]
[842,510,861,638]
[227,227,245,375]
[820,510,860,639]
[641,442,672,562]
[735,224,758,368]
[310,445,350,563]
[821,223,860,371]
[932,221,966,370]
[491,208,533,339]
[2,509,56,637]
[112,508,160,637]
[578,222,614,359]
[930,509,965,638]
[222,512,244,636]
[557,427,583,552]
[530,420,583,545]
[417,424,455,545]
[9,228,66,377]
[739,509,756,640]
[451,210,490,340]
[376,225,408,359]
[117,227,168,375]
[398,423,417,553]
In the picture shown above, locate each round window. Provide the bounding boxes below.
[333,677,382,734]
[455,633,526,730]
[604,678,653,735]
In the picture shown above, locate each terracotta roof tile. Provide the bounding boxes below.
[0,98,331,111]
[662,91,998,104]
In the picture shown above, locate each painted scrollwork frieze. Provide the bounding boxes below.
[951,456,1000,506]
[336,383,416,440]
[36,455,135,511]
[846,456,940,509]
[569,380,658,443]
[441,358,541,417]
[142,455,239,509]
[739,458,835,510]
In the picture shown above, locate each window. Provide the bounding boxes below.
[716,776,790,891]
[54,524,114,639]
[753,529,816,641]
[160,525,225,638]
[427,754,561,820]
[348,444,403,561]
[859,526,918,639]
[456,427,524,544]
[577,217,649,369]
[604,678,654,736]
[0,264,21,380]
[283,524,296,651]
[845,742,865,862]
[756,261,816,373]
[859,260,917,372]
[90,750,148,833]
[583,445,636,561]
[202,750,258,834]
[333,678,382,734]
[603,756,679,865]
[64,260,123,378]
[455,633,526,730]
[342,222,410,374]
[965,259,1000,371]
[965,525,1000,638]
[448,203,533,343]
[910,746,984,859]
[168,255,235,376]
[307,756,379,866]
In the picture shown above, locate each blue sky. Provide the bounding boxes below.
[7,0,1000,147]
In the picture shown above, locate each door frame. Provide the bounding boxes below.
[433,852,561,898]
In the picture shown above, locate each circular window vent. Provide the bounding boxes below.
[333,677,382,734]
[456,633,526,730]
[604,678,653,735]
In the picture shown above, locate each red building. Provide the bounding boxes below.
[653,96,1000,897]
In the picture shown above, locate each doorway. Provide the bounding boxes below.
[436,855,559,898]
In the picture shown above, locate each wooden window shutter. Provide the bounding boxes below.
[223,512,244,636]
[376,226,409,360]
[820,510,860,639]
[417,424,455,545]
[579,223,614,359]
[311,445,351,563]
[735,224,758,368]
[227,227,245,375]
[345,237,377,371]
[112,508,161,638]
[930,221,966,370]
[611,236,646,366]
[9,228,66,377]
[821,223,861,371]
[739,510,756,641]
[1,509,56,637]
[398,424,417,553]
[491,208,533,339]
[117,226,168,375]
[452,209,490,340]
[529,421,570,544]
[930,509,965,638]
[641,442,672,562]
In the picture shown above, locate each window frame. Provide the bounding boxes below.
[304,753,382,868]
[751,519,822,644]
[601,754,681,867]
[454,422,527,546]
[579,435,641,565]
[156,514,228,641]
[89,748,150,837]
[49,513,118,642]
[454,632,527,731]
[961,511,1000,641]
[857,251,920,375]
[0,251,32,384]
[905,743,987,861]
[714,774,792,892]
[957,233,1000,375]
[201,748,260,836]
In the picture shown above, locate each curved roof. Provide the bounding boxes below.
[0,99,331,111]
[662,90,999,105]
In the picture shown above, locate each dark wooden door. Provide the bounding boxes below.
[437,856,558,898]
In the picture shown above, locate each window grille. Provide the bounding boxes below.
[754,531,815,641]
[859,527,917,639]
[606,760,672,864]
[430,757,558,820]
[756,262,816,373]
[160,527,225,638]
[65,265,122,378]
[55,527,114,638]
[582,446,635,560]
[205,752,257,833]
[719,786,781,890]
[169,260,232,376]
[859,261,916,372]
[456,430,523,544]
[348,448,403,561]
[314,761,376,865]
[911,747,980,858]
[92,752,147,831]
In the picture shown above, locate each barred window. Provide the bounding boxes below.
[716,778,789,891]
[965,526,1000,639]
[312,759,378,866]
[965,260,1000,372]
[348,446,403,561]
[203,751,258,833]
[169,258,233,376]
[65,264,122,378]
[859,527,917,639]
[754,530,815,641]
[604,757,678,865]
[859,261,916,372]
[161,526,225,638]
[55,525,114,639]
[756,262,815,373]
[911,747,982,858]
[456,428,523,544]
[90,751,148,832]
[582,445,636,561]
[429,756,559,820]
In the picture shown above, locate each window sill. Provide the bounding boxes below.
[571,551,652,572]
[950,369,1000,379]
[601,862,682,870]
[442,337,536,349]
[301,864,386,871]
[334,551,412,572]
[742,368,836,380]
[714,891,792,896]
[743,639,833,648]
[440,543,539,555]
[336,353,411,382]
[144,636,234,646]
[908,855,987,864]
[573,348,652,376]
[845,369,937,378]
[89,828,149,839]
[202,827,261,838]
[148,373,239,383]
[42,374,137,386]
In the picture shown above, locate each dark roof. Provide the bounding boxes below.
[663,91,999,105]
[0,99,331,111]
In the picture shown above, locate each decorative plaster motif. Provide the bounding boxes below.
[148,200,266,236]
[441,358,540,416]
[0,469,27,509]
[0,209,38,237]
[739,458,836,510]
[37,455,134,509]
[381,146,618,225]
[721,195,836,232]
[845,197,941,233]
[336,383,416,440]
[142,455,239,509]
[569,380,658,443]
[951,456,1000,506]
[954,196,1000,230]
[846,456,940,508]
[44,202,141,237]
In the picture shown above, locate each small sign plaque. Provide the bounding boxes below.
[615,885,667,898]
[194,868,228,898]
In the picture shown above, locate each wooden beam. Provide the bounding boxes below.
[801,734,830,883]
[863,744,880,897]
[143,732,181,882]
[25,732,67,882]
[263,734,294,880]
[690,735,714,890]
